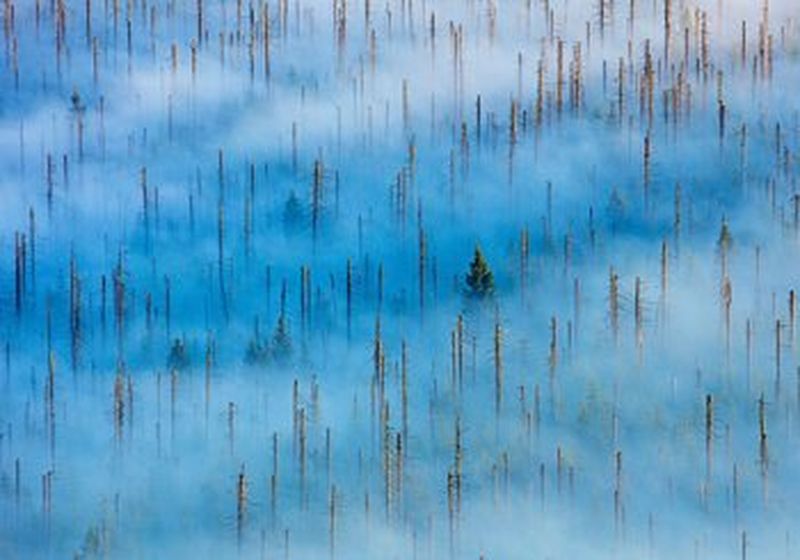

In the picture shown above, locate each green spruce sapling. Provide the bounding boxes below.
[465,246,495,298]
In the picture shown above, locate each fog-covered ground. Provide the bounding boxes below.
[1,0,799,558]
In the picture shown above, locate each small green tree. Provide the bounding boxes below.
[465,246,495,298]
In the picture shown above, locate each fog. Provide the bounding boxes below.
[1,0,799,558]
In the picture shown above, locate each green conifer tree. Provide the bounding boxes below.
[465,246,495,298]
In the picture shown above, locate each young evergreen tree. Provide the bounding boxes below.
[465,246,495,298]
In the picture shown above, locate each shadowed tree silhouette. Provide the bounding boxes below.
[244,319,270,366]
[167,337,190,371]
[717,216,733,255]
[283,191,305,236]
[271,312,292,363]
